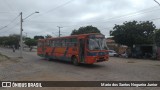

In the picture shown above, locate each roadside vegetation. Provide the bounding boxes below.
[0,34,44,48]
[0,53,10,62]
[110,21,157,47]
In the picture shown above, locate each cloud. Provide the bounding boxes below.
[0,0,159,38]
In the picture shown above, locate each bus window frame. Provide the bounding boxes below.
[51,40,54,47]
[61,39,65,47]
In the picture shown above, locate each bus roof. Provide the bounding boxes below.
[38,33,104,41]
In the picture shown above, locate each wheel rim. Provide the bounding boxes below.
[73,57,78,65]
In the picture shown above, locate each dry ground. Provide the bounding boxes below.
[0,47,160,90]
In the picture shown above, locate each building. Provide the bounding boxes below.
[106,37,127,54]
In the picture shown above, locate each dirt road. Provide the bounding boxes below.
[0,47,160,90]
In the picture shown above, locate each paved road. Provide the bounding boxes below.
[0,47,160,90]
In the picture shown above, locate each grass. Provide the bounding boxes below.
[0,53,20,63]
[0,53,10,59]
[0,53,10,62]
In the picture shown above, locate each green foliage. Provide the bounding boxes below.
[71,25,101,35]
[0,34,20,48]
[0,36,8,45]
[24,37,37,47]
[155,29,160,47]
[24,37,31,41]
[7,34,20,46]
[24,39,37,47]
[45,35,52,38]
[34,35,44,40]
[110,21,156,47]
[0,34,39,48]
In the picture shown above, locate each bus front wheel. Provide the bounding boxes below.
[45,53,52,61]
[72,57,79,66]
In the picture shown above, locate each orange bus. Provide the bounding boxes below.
[37,33,109,65]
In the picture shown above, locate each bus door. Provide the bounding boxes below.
[79,38,85,62]
[42,40,45,55]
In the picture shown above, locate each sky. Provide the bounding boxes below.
[0,0,160,38]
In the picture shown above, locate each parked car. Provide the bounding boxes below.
[119,52,128,58]
[109,50,118,57]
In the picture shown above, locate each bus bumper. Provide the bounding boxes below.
[85,56,109,64]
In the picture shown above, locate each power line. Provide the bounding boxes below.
[2,0,13,11]
[0,14,20,31]
[52,32,58,37]
[94,6,160,22]
[33,0,74,19]
[0,22,19,34]
[150,17,160,21]
[0,11,18,14]
[0,26,7,30]
[5,0,19,12]
[154,0,160,6]
[2,1,160,36]
[5,15,20,26]
[25,6,160,25]
[23,4,160,28]
[0,0,18,13]
[45,0,74,14]
[33,1,158,23]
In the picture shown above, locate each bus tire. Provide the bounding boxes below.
[48,58,52,61]
[45,53,51,61]
[45,53,48,59]
[72,57,79,66]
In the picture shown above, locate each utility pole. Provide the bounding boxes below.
[57,26,63,37]
[19,11,39,58]
[20,12,23,58]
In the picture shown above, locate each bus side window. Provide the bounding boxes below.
[38,42,41,47]
[64,40,66,47]
[68,38,72,47]
[62,40,65,47]
[54,40,57,47]
[52,40,54,47]
[42,42,44,47]
[66,39,69,47]
[56,39,61,47]
[44,40,47,46]
[72,38,77,43]
[49,40,52,47]
[46,40,50,46]
[58,39,62,47]
[71,38,77,47]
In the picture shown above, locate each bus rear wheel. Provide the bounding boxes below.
[72,57,79,66]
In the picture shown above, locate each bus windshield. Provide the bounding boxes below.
[88,38,108,50]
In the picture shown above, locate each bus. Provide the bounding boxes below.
[37,33,109,65]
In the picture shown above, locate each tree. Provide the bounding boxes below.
[34,35,44,40]
[8,34,20,48]
[155,29,160,47]
[24,39,37,47]
[110,21,156,47]
[45,35,52,38]
[0,36,9,46]
[0,34,20,48]
[71,25,101,35]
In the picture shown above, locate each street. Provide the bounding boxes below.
[0,47,160,90]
